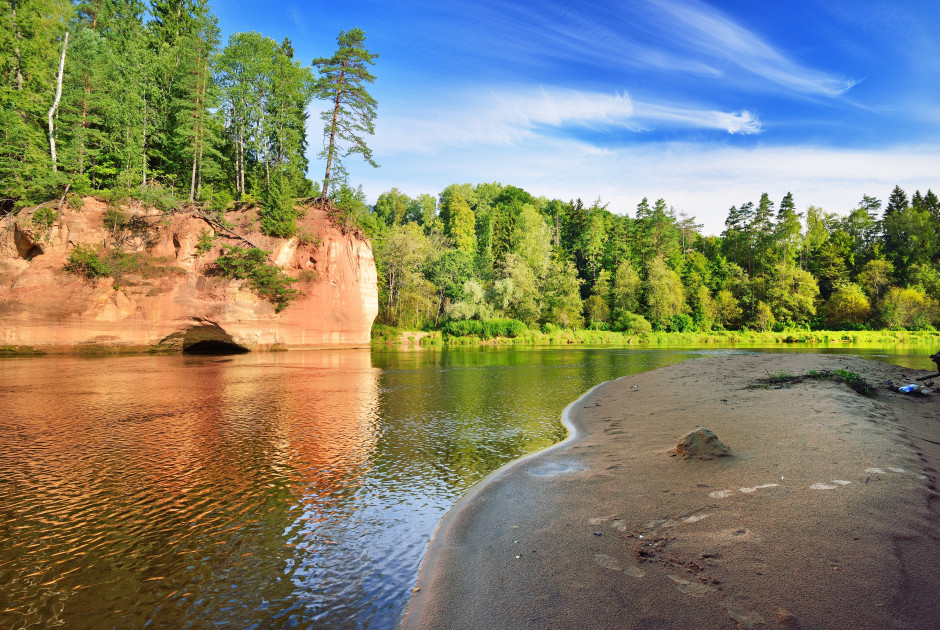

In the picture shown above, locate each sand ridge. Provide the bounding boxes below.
[403,354,940,630]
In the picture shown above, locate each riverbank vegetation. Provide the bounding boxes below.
[359,183,939,339]
[373,323,939,349]
[3,3,939,343]
[1,0,377,244]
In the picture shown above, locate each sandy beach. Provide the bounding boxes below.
[402,354,940,630]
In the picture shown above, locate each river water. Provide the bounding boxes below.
[0,345,933,628]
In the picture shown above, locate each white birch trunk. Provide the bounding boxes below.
[48,31,69,172]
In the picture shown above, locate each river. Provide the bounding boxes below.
[0,345,934,628]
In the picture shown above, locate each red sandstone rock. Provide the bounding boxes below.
[0,198,378,352]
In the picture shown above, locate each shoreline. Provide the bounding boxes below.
[372,326,940,350]
[402,353,940,629]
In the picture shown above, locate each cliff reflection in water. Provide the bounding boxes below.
[4,345,923,628]
[0,350,383,628]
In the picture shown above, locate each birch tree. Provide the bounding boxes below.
[47,30,68,171]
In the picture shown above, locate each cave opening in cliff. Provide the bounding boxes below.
[178,324,249,355]
[183,340,250,355]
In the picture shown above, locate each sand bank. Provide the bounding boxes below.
[403,354,940,630]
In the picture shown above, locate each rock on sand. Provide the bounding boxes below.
[674,427,731,460]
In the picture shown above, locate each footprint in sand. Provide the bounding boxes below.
[710,484,777,498]
[594,553,646,578]
[738,483,779,494]
[624,565,646,578]
[809,480,851,490]
[866,466,928,481]
[723,602,766,629]
[593,553,621,571]
[667,574,717,597]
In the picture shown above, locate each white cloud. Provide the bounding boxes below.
[656,0,857,97]
[633,103,762,134]
[344,139,940,237]
[436,0,856,99]
[370,87,760,155]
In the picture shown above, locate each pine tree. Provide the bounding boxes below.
[885,185,908,217]
[751,192,775,275]
[775,192,801,265]
[313,28,378,198]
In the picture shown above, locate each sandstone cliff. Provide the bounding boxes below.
[0,198,378,353]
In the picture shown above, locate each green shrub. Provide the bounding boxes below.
[443,319,484,337]
[443,318,526,338]
[613,311,652,334]
[195,229,216,255]
[101,187,131,207]
[482,318,526,338]
[215,245,300,311]
[297,226,322,248]
[203,184,233,216]
[138,184,180,213]
[65,245,111,280]
[103,207,129,232]
[70,174,92,197]
[259,175,298,238]
[32,207,58,232]
[668,313,694,333]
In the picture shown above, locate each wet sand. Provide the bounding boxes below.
[402,354,940,630]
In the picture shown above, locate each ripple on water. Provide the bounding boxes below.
[2,346,927,628]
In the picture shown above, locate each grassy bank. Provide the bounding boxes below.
[372,325,940,349]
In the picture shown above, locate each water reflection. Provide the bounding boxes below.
[0,351,384,628]
[0,345,933,628]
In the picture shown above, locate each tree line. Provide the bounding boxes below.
[4,3,938,334]
[352,183,940,334]
[1,0,378,233]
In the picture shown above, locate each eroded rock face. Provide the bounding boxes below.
[674,427,732,460]
[0,198,379,352]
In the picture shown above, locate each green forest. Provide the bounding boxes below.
[0,0,374,220]
[2,2,939,336]
[362,184,940,335]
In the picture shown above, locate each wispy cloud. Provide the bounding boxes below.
[286,4,306,34]
[633,103,762,134]
[370,88,760,155]
[654,0,857,97]
[433,0,855,99]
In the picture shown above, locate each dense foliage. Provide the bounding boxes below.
[4,3,939,334]
[0,0,376,240]
[64,243,110,279]
[214,245,299,311]
[359,183,940,334]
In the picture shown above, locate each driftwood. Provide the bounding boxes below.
[193,208,263,251]
[917,351,940,381]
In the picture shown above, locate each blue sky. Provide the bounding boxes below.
[213,0,940,235]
